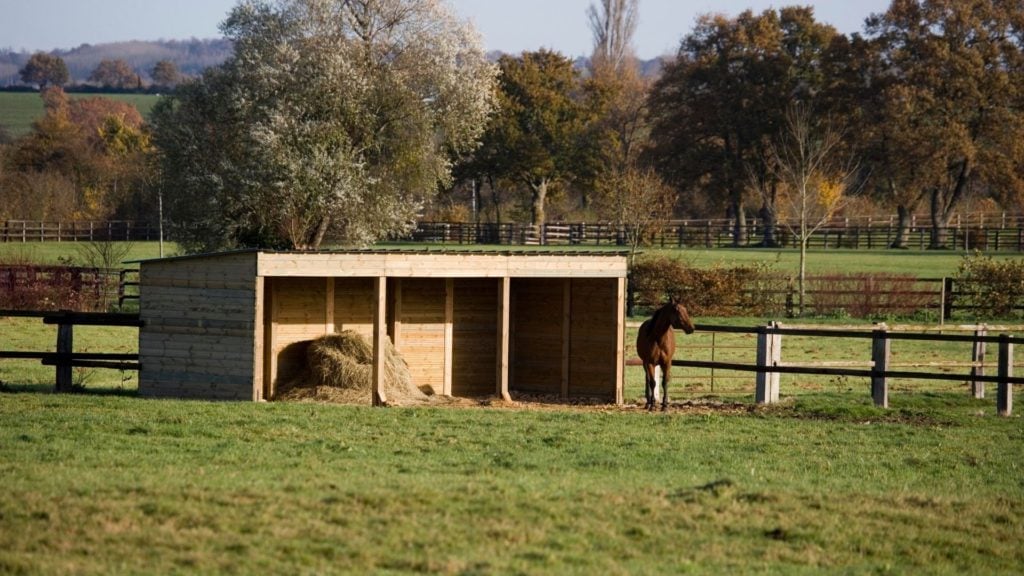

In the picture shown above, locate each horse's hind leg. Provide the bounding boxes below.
[643,364,656,410]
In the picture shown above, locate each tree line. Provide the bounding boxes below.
[1,0,1022,256]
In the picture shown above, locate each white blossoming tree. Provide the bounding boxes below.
[153,0,497,251]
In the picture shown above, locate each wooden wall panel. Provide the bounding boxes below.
[510,279,564,395]
[569,279,618,399]
[269,277,328,392]
[452,279,498,397]
[138,252,258,400]
[334,277,375,341]
[395,279,446,394]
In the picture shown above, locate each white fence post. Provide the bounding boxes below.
[755,322,781,404]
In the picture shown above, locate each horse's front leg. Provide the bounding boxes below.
[643,364,657,411]
[661,362,671,411]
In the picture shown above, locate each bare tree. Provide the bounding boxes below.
[595,166,677,267]
[759,105,858,315]
[587,0,639,72]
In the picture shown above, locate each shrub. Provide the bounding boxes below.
[954,253,1024,319]
[630,255,783,317]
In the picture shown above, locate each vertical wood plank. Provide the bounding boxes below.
[561,278,571,399]
[266,279,279,400]
[998,335,1013,417]
[325,277,335,334]
[615,276,626,406]
[444,278,454,397]
[373,276,388,407]
[496,276,511,401]
[55,322,73,392]
[871,326,890,408]
[392,279,403,347]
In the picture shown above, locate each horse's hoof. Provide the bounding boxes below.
[661,404,669,412]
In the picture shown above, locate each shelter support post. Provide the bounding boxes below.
[496,276,511,401]
[755,322,781,404]
[372,276,388,407]
[997,335,1013,417]
[871,325,890,408]
[615,276,626,405]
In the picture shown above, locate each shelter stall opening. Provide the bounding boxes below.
[137,250,628,403]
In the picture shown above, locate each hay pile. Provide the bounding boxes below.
[275,331,434,406]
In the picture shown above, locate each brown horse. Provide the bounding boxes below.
[635,299,695,411]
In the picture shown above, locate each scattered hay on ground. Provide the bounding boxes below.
[274,331,450,406]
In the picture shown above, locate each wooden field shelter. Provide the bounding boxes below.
[136,250,629,404]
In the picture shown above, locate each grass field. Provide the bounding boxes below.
[1,390,1021,574]
[0,92,162,138]
[2,243,1023,573]
[0,241,174,267]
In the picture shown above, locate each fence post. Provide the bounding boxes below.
[55,319,73,393]
[941,277,953,324]
[755,322,781,404]
[971,325,987,399]
[871,324,889,408]
[997,334,1013,417]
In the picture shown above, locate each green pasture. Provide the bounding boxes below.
[2,242,1023,573]
[0,241,175,267]
[0,91,162,138]
[1,389,1021,574]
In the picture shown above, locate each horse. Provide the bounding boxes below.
[635,298,695,411]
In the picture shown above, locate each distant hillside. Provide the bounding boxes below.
[0,39,232,86]
[0,40,667,88]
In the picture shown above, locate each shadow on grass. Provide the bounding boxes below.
[0,381,138,397]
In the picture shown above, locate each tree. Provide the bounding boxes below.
[6,87,152,220]
[152,0,497,252]
[88,59,139,89]
[594,166,676,266]
[866,0,1024,249]
[584,0,647,176]
[476,50,586,226]
[587,0,638,72]
[19,52,69,88]
[647,8,838,246]
[758,105,856,315]
[150,60,181,89]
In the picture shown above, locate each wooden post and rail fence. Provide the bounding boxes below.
[629,323,1020,417]
[0,310,141,392]
[6,214,1024,250]
[2,310,1019,416]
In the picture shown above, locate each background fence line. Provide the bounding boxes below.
[5,215,1024,250]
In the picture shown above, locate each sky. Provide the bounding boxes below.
[1,0,893,58]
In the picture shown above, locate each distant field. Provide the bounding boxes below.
[0,92,162,137]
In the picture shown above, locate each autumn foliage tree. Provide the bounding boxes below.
[866,0,1024,249]
[88,59,139,89]
[19,52,69,88]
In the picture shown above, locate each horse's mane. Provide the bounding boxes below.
[646,303,675,337]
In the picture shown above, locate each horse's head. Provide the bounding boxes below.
[667,297,695,334]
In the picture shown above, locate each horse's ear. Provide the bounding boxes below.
[668,295,678,305]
